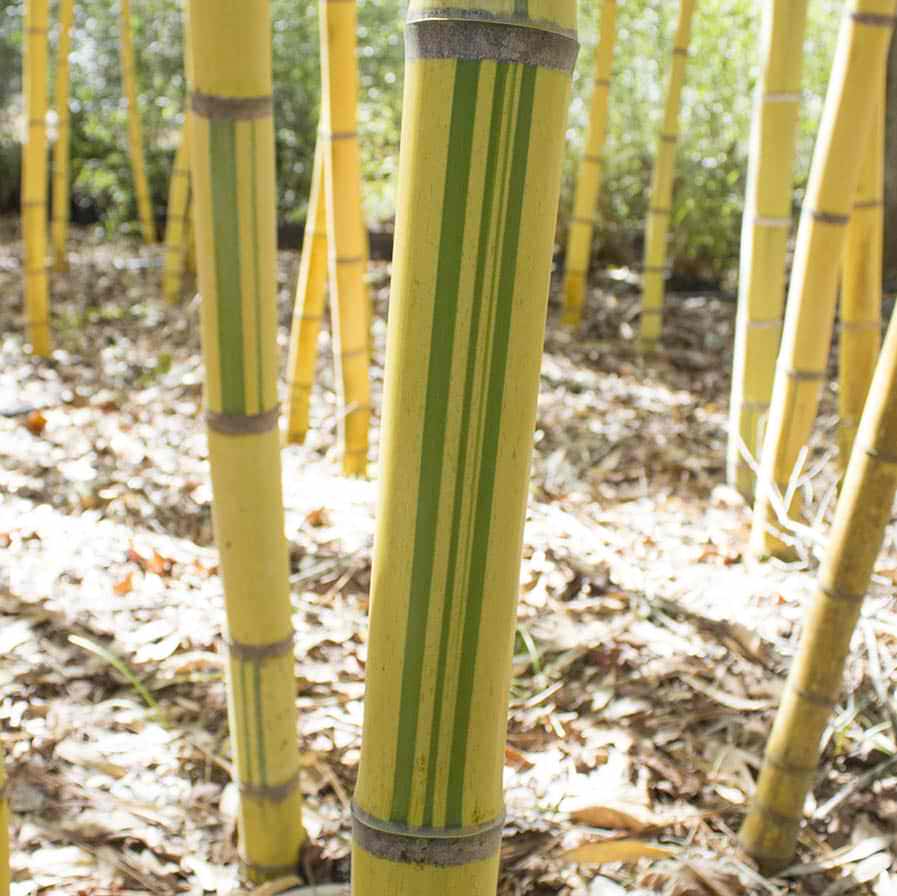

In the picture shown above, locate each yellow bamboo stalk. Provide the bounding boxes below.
[838,91,884,466]
[750,0,897,559]
[0,741,8,896]
[638,0,697,354]
[727,0,809,501]
[185,195,196,275]
[320,0,370,476]
[561,0,618,328]
[22,0,50,357]
[285,136,328,444]
[162,123,191,303]
[51,0,74,273]
[119,0,156,244]
[352,3,576,893]
[740,303,897,875]
[186,0,305,880]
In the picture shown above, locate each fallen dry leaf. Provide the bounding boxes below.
[562,839,677,865]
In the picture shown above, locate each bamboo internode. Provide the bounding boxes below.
[51,0,74,274]
[119,0,156,244]
[638,0,697,354]
[727,0,809,501]
[561,0,617,328]
[740,303,897,874]
[751,0,897,559]
[22,0,50,357]
[285,138,329,445]
[186,0,304,880]
[839,92,884,467]
[162,124,192,303]
[352,2,576,892]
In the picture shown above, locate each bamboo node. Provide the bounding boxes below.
[572,216,597,227]
[819,583,865,605]
[335,255,365,266]
[866,446,897,466]
[225,633,294,661]
[351,802,505,867]
[850,12,897,27]
[641,308,664,316]
[239,855,300,879]
[660,132,678,144]
[648,207,671,217]
[764,753,817,776]
[786,679,837,709]
[206,406,280,435]
[749,797,802,830]
[782,367,825,382]
[406,5,578,42]
[672,46,689,56]
[853,198,884,209]
[807,209,849,226]
[747,319,782,330]
[741,399,771,412]
[406,18,579,74]
[751,214,790,229]
[594,78,611,87]
[763,91,801,103]
[239,769,301,803]
[584,154,603,165]
[190,91,273,121]
[839,320,880,332]
[642,264,669,275]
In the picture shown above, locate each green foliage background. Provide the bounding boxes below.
[0,0,841,280]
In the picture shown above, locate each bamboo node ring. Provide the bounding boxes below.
[764,753,817,776]
[225,633,294,661]
[190,91,273,121]
[808,209,849,226]
[206,406,280,435]
[747,319,782,330]
[660,132,678,144]
[239,769,301,802]
[749,797,802,830]
[351,802,505,867]
[584,154,602,165]
[783,368,825,382]
[238,855,299,878]
[752,214,790,228]
[819,584,865,605]
[763,92,801,103]
[640,308,664,316]
[648,207,671,216]
[573,216,596,227]
[850,12,897,27]
[839,320,880,332]
[786,680,837,709]
[853,198,884,209]
[866,446,897,466]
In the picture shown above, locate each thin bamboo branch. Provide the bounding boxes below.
[162,123,191,303]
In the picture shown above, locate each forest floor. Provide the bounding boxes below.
[0,223,895,896]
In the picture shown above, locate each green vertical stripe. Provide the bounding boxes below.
[390,59,481,824]
[422,63,509,828]
[253,660,268,786]
[514,0,529,18]
[209,120,245,414]
[446,63,537,827]
[250,121,265,411]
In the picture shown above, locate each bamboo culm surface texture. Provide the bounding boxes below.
[22,0,50,357]
[561,0,617,327]
[838,90,884,467]
[163,123,192,303]
[352,2,576,893]
[638,0,697,354]
[119,0,156,244]
[51,0,74,274]
[750,0,897,559]
[186,0,305,880]
[727,0,809,501]
[740,302,897,875]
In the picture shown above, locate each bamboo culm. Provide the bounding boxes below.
[186,0,305,880]
[163,123,192,303]
[51,0,74,273]
[727,0,809,500]
[750,0,897,559]
[119,0,156,244]
[0,740,8,896]
[638,0,697,354]
[352,2,576,893]
[561,0,617,328]
[740,302,897,874]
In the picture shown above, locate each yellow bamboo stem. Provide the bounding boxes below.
[185,195,196,275]
[51,0,74,273]
[320,0,371,476]
[285,136,328,444]
[352,3,576,893]
[119,0,156,244]
[727,0,809,500]
[838,91,884,467]
[740,303,897,875]
[561,0,618,328]
[751,0,897,559]
[22,0,50,357]
[187,0,305,880]
[163,123,191,303]
[0,740,8,896]
[638,0,697,354]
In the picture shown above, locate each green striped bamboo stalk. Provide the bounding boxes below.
[638,0,697,354]
[51,0,74,273]
[163,123,192,303]
[561,0,617,328]
[320,0,371,477]
[119,0,156,244]
[838,91,884,467]
[740,302,897,875]
[751,0,897,559]
[0,741,8,896]
[352,3,576,893]
[186,0,305,880]
[727,0,809,501]
[285,135,328,445]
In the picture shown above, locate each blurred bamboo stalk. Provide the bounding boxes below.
[638,0,697,354]
[740,302,897,874]
[352,2,576,893]
[51,0,74,273]
[162,124,191,303]
[119,0,156,244]
[22,0,50,356]
[751,0,897,559]
[727,0,809,501]
[561,0,617,327]
[186,0,305,880]
[838,90,885,467]
[0,740,8,896]
[319,0,370,476]
[285,137,328,445]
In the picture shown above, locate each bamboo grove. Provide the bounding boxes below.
[7,0,897,891]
